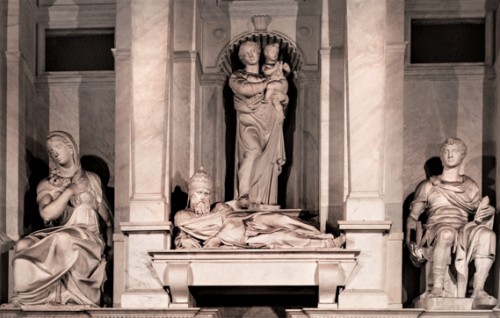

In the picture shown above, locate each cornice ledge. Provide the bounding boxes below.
[35,71,115,86]
[405,64,494,80]
[406,0,489,15]
[338,220,392,231]
[385,42,408,55]
[120,221,173,234]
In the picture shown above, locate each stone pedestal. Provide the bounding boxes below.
[338,221,392,308]
[414,297,496,311]
[287,308,424,318]
[120,222,172,308]
[149,249,359,309]
[414,297,473,311]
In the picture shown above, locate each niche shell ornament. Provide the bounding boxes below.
[251,15,272,31]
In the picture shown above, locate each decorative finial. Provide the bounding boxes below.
[251,15,272,31]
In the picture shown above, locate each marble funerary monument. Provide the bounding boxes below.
[1,0,500,317]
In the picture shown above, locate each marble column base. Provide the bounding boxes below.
[345,192,385,220]
[338,221,392,309]
[338,289,389,309]
[121,290,170,309]
[120,222,173,308]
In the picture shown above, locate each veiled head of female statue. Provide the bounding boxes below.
[46,131,81,177]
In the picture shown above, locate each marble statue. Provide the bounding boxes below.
[406,138,496,309]
[229,41,288,209]
[261,43,290,120]
[7,131,113,307]
[174,167,344,249]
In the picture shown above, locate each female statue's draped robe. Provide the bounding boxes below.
[229,69,286,205]
[11,132,109,306]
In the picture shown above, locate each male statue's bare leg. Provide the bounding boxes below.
[471,257,494,299]
[471,229,496,300]
[429,228,455,297]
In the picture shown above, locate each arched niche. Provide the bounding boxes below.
[217,32,304,207]
[217,31,304,76]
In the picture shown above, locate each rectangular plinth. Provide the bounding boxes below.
[148,248,359,308]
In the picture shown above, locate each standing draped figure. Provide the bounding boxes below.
[229,41,288,208]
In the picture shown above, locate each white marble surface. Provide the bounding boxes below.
[345,0,386,219]
[403,66,491,200]
[130,0,170,199]
[121,227,171,307]
[116,0,175,308]
[113,1,132,305]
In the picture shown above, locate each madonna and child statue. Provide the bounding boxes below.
[229,40,290,210]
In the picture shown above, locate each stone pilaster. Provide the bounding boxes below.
[118,0,174,308]
[5,0,30,242]
[0,0,7,247]
[344,0,386,220]
[319,0,347,233]
[199,73,226,202]
[129,0,172,222]
[383,0,405,308]
[318,0,346,232]
[319,45,332,233]
[340,0,393,308]
[113,0,132,307]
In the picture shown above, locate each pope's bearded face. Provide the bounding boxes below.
[190,187,211,214]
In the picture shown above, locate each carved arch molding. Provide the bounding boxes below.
[217,32,304,76]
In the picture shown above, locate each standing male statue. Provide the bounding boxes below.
[406,138,496,309]
[229,41,289,209]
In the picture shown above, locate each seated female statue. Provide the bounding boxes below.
[8,131,113,307]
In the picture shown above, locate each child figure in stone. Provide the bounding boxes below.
[261,43,290,119]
